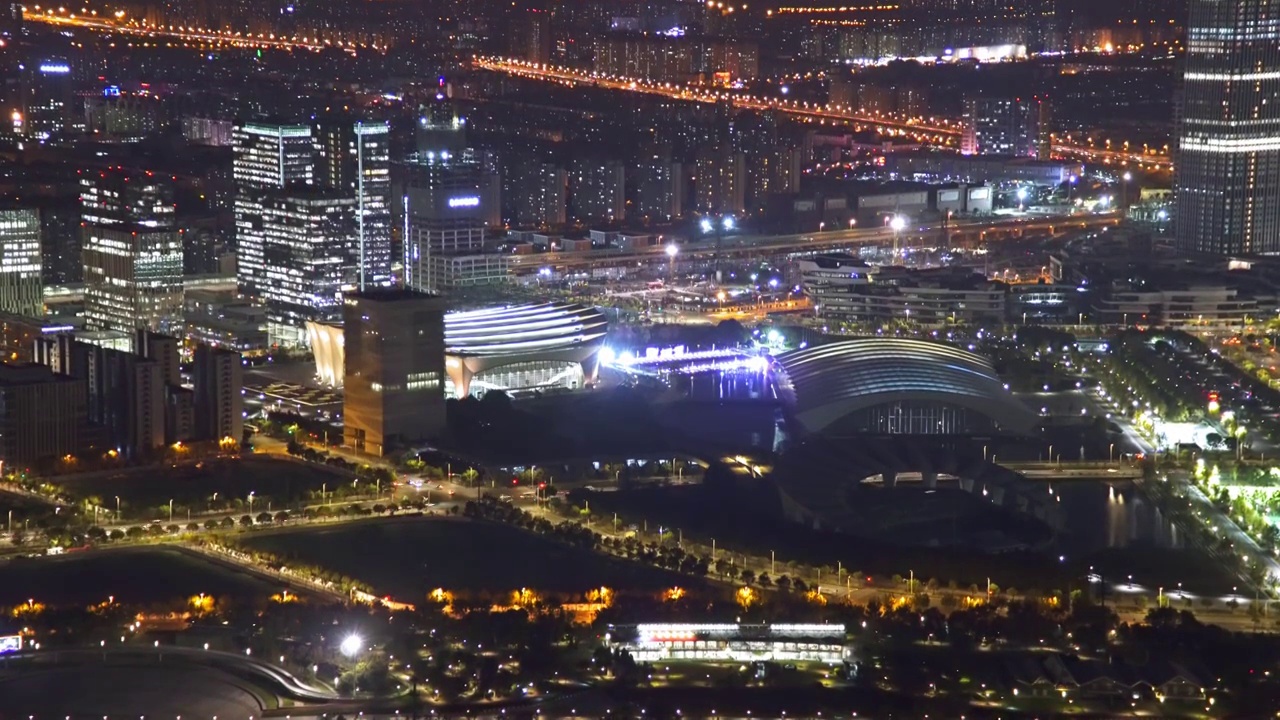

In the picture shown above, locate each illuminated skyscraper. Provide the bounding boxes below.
[961,96,1049,158]
[79,166,181,344]
[258,190,357,346]
[82,225,184,339]
[22,59,81,141]
[0,207,43,317]
[233,122,314,298]
[315,119,392,289]
[1175,0,1280,255]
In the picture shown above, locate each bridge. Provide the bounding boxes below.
[1000,461,1144,480]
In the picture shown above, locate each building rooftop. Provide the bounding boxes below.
[346,288,442,303]
[0,362,69,385]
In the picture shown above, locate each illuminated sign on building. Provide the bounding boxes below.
[39,63,71,74]
[448,196,480,208]
[0,635,21,654]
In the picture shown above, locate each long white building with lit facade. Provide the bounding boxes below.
[607,623,850,664]
[308,301,607,397]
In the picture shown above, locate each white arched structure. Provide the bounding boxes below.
[775,338,1037,436]
[307,321,345,387]
[444,303,607,397]
[308,302,607,397]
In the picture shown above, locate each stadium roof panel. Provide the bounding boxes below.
[444,302,607,356]
[775,338,1037,435]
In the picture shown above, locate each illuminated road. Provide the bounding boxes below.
[22,9,367,51]
[511,213,1120,272]
[475,57,960,144]
[476,58,1174,172]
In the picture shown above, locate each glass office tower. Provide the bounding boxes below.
[1176,0,1280,255]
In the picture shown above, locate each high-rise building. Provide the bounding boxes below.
[193,343,243,443]
[343,289,445,456]
[259,190,357,346]
[569,158,626,224]
[233,122,315,298]
[746,147,802,212]
[694,145,746,215]
[961,96,1050,158]
[79,167,177,228]
[34,336,165,457]
[400,151,502,292]
[505,160,567,228]
[79,166,181,344]
[1175,0,1280,255]
[0,207,44,317]
[136,329,181,387]
[37,199,82,285]
[592,34,695,83]
[0,363,85,466]
[523,11,552,64]
[630,152,684,223]
[21,58,81,141]
[315,119,392,289]
[82,225,184,341]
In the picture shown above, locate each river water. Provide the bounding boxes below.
[1051,481,1182,553]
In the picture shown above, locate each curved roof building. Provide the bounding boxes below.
[308,302,607,398]
[444,302,607,397]
[775,338,1036,436]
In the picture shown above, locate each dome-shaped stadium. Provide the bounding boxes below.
[308,301,607,397]
[444,302,607,396]
[775,338,1037,436]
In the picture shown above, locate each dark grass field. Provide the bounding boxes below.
[0,546,288,606]
[53,457,346,516]
[243,516,703,597]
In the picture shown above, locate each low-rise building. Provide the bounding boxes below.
[428,253,510,289]
[799,255,1006,326]
[607,623,850,664]
[184,290,269,356]
[1093,285,1262,329]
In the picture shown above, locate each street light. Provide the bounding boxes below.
[340,633,363,658]
[889,215,906,257]
[701,213,736,284]
[1016,187,1028,211]
[248,491,255,515]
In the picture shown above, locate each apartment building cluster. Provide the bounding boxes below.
[0,329,242,468]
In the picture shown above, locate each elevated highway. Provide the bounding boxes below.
[511,214,1119,273]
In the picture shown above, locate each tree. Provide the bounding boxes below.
[10,529,24,546]
[239,515,253,527]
